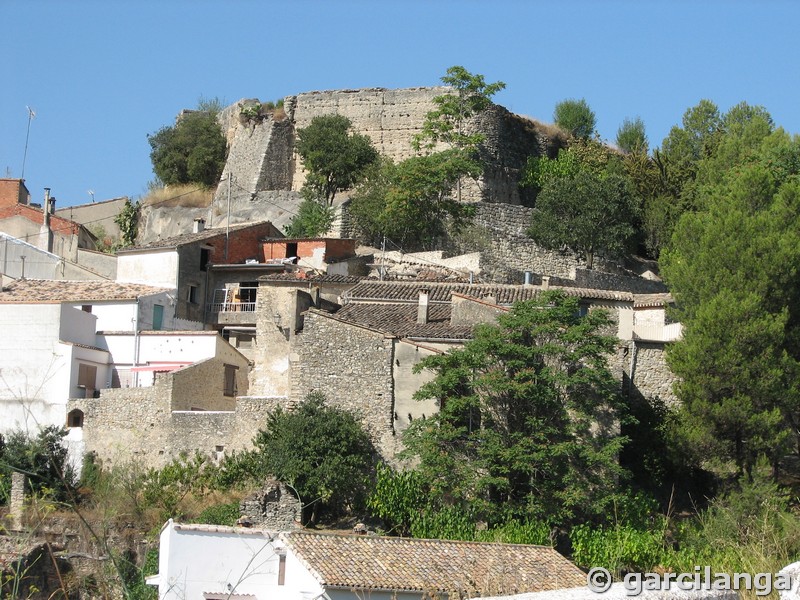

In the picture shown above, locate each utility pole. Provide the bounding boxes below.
[380,235,386,281]
[21,107,35,181]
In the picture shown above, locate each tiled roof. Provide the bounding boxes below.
[282,531,586,595]
[0,279,170,303]
[259,272,362,285]
[343,281,634,305]
[119,221,274,252]
[633,293,674,308]
[333,303,473,340]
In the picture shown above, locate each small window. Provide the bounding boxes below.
[223,364,238,397]
[285,242,298,259]
[67,409,84,428]
[200,248,210,271]
[81,305,92,313]
[188,285,199,304]
[153,304,164,330]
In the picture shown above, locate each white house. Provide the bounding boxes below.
[0,279,218,433]
[148,520,586,600]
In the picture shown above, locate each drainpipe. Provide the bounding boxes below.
[132,298,141,387]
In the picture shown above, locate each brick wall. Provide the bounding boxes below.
[0,179,29,207]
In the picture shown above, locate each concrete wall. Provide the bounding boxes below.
[392,340,440,438]
[55,197,128,239]
[76,248,117,279]
[117,250,180,288]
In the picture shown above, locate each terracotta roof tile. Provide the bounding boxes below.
[281,531,586,595]
[633,293,674,308]
[334,303,472,339]
[259,273,362,284]
[343,282,633,305]
[0,279,170,303]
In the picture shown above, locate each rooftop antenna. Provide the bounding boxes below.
[88,189,95,203]
[21,106,35,181]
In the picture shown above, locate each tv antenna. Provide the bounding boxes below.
[21,106,36,180]
[88,189,95,203]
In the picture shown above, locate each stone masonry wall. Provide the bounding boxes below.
[71,376,286,469]
[626,341,678,406]
[289,311,396,458]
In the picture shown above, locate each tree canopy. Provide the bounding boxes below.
[616,117,648,154]
[148,104,227,188]
[660,119,800,479]
[403,292,628,526]
[295,114,379,206]
[553,98,596,140]
[237,393,376,523]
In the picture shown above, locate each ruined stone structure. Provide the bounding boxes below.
[239,480,301,530]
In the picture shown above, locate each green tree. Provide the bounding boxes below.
[553,98,596,140]
[283,198,335,238]
[616,117,648,154]
[404,292,628,526]
[237,393,376,523]
[0,426,76,502]
[660,139,800,479]
[413,65,506,153]
[528,171,638,269]
[114,198,140,248]
[148,102,227,188]
[350,149,480,248]
[295,114,379,207]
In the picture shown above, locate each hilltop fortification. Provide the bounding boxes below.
[196,87,554,233]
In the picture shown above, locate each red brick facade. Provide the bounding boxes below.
[262,238,356,262]
[0,179,30,207]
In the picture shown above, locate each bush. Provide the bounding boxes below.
[195,502,240,526]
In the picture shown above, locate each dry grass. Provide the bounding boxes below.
[140,184,213,209]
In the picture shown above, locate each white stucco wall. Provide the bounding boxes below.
[116,250,180,288]
[0,304,108,435]
[152,522,322,600]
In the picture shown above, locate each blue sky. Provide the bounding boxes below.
[2,0,799,207]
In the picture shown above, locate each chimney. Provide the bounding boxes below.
[193,218,206,233]
[41,188,54,254]
[541,276,550,290]
[417,288,430,325]
[523,271,533,286]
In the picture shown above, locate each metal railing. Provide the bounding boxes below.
[208,287,258,313]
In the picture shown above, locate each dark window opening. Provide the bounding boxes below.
[200,248,211,271]
[224,364,238,397]
[81,305,92,313]
[285,242,297,259]
[67,409,84,428]
[188,285,199,304]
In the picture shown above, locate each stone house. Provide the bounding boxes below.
[288,280,681,459]
[116,219,283,323]
[148,520,586,600]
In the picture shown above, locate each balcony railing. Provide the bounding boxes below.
[208,287,258,314]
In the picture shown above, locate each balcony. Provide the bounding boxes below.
[207,287,258,326]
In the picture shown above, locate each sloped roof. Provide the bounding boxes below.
[633,293,674,308]
[334,303,473,340]
[259,272,361,285]
[0,279,170,303]
[281,531,586,595]
[343,281,633,305]
[119,221,276,252]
